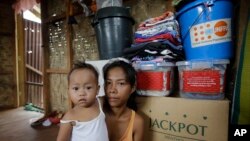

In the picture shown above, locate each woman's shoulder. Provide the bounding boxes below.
[134,111,144,126]
[133,111,145,140]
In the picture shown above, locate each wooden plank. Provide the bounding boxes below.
[15,14,26,107]
[46,68,69,74]
[66,0,73,108]
[26,81,43,86]
[41,0,51,116]
[26,64,43,76]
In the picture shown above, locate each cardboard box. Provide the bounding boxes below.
[136,97,229,141]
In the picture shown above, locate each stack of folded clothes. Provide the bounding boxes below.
[124,11,185,63]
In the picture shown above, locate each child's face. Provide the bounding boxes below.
[104,67,135,108]
[68,69,99,108]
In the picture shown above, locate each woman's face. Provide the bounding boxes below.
[104,67,135,108]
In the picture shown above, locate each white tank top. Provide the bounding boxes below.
[60,98,109,141]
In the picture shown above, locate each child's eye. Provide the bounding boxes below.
[73,87,79,91]
[86,86,92,90]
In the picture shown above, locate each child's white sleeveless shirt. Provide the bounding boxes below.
[60,98,109,141]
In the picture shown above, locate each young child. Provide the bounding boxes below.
[103,58,144,141]
[57,61,109,141]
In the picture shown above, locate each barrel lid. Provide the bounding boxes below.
[96,6,133,19]
[92,6,135,26]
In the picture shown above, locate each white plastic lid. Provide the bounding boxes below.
[176,59,230,66]
[133,61,175,71]
[156,61,175,67]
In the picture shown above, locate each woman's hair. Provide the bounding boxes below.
[68,61,99,82]
[103,58,137,111]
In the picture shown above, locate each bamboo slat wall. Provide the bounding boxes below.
[24,19,44,108]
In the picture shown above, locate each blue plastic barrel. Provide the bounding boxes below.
[176,0,233,60]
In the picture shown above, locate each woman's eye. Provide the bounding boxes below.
[119,82,125,86]
[106,81,111,85]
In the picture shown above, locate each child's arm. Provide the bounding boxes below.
[133,113,145,141]
[57,122,72,141]
[56,112,73,141]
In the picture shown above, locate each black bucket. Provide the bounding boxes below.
[92,6,135,59]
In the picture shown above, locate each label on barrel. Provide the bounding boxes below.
[182,70,221,94]
[190,18,231,48]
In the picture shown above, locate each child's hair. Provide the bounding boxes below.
[68,61,99,82]
[103,58,137,111]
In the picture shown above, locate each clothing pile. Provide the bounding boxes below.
[124,11,185,62]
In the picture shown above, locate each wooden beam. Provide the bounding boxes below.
[30,8,41,19]
[15,14,26,107]
[67,0,73,108]
[26,64,43,76]
[26,81,43,86]
[41,0,51,116]
[46,68,69,74]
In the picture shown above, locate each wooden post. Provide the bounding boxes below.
[15,13,26,107]
[66,0,73,108]
[41,0,51,116]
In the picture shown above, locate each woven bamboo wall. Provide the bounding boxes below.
[47,0,66,18]
[49,74,68,112]
[72,16,99,61]
[48,21,68,69]
[48,19,69,111]
[0,2,16,108]
[125,0,174,27]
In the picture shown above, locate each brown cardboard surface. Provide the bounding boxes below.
[136,97,229,141]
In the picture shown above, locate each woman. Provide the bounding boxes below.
[102,58,144,141]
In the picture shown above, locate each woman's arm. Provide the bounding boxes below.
[133,113,145,141]
[56,122,72,141]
